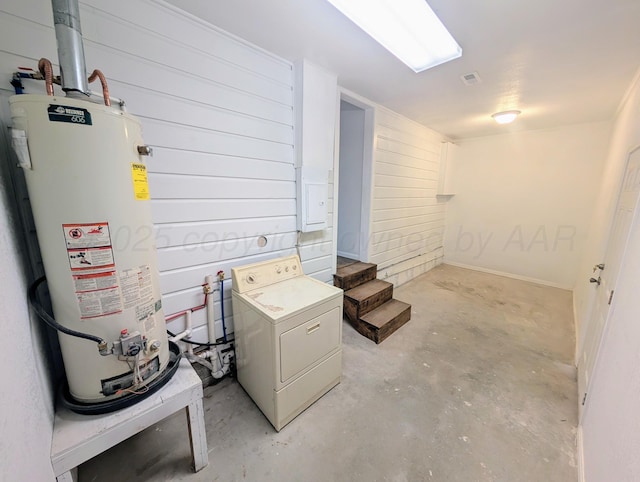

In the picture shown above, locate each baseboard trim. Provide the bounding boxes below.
[442,261,572,290]
[577,424,586,482]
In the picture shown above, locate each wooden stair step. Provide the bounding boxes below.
[333,262,377,291]
[353,299,412,344]
[344,279,393,322]
[337,256,359,269]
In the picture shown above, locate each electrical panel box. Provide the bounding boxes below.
[296,166,328,232]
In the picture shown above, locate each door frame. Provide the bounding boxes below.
[333,87,375,264]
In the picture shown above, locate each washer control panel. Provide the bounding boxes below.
[232,254,303,293]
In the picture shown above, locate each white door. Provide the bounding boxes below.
[578,146,640,418]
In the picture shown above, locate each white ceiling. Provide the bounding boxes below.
[166,0,640,140]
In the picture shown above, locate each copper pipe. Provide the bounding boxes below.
[38,58,54,96]
[165,285,209,322]
[87,69,110,106]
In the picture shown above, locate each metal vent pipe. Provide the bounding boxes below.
[52,0,89,95]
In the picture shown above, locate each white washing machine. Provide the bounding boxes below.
[231,255,343,431]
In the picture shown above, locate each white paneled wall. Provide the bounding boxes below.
[0,0,334,344]
[371,108,445,286]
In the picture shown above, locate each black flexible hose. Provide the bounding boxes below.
[166,329,233,347]
[28,276,105,345]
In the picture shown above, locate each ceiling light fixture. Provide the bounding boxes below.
[326,0,462,73]
[491,110,521,124]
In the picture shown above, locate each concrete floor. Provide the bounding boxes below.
[80,264,578,482]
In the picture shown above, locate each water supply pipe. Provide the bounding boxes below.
[168,310,193,356]
[217,271,228,342]
[37,58,54,95]
[205,275,216,344]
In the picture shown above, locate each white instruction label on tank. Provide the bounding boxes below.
[120,265,153,310]
[76,287,123,319]
[67,247,115,271]
[63,222,111,248]
[136,302,156,322]
[144,314,156,332]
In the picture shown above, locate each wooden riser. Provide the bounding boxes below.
[344,279,393,322]
[349,299,411,344]
[334,262,377,291]
[334,259,411,344]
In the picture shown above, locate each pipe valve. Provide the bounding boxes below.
[98,340,111,356]
[137,145,153,156]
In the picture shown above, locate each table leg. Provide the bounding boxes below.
[186,399,208,472]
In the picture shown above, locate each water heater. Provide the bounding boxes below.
[11,94,172,405]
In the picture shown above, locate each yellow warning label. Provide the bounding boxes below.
[131,163,150,200]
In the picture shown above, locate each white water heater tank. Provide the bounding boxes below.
[10,94,170,403]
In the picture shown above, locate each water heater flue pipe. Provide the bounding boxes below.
[52,0,89,95]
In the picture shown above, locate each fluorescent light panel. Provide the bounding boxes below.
[327,0,462,72]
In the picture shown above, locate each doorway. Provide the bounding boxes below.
[336,95,374,263]
[578,145,640,419]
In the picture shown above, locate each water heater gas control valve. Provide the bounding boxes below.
[113,329,145,357]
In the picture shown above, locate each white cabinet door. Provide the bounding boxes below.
[294,60,338,171]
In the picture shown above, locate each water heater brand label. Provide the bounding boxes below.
[47,104,93,125]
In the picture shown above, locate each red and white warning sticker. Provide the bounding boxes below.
[73,271,118,292]
[67,246,115,271]
[72,271,123,319]
[63,222,123,318]
[63,222,111,249]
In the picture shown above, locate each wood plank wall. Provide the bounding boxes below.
[0,0,443,342]
[372,108,445,286]
[0,0,335,341]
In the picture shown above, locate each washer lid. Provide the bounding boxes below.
[238,276,342,322]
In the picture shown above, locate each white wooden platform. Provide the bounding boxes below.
[51,358,208,482]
